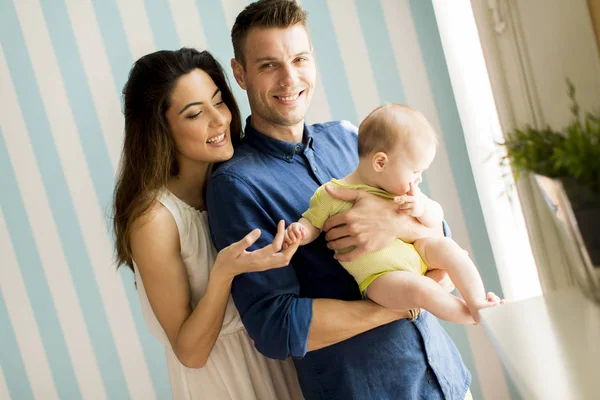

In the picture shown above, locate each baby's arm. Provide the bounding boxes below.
[396,184,443,228]
[417,197,444,228]
[284,217,321,247]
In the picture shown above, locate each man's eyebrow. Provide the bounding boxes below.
[254,51,311,64]
[178,88,220,114]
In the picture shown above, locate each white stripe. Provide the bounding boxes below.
[168,0,207,49]
[0,210,59,400]
[115,0,156,60]
[380,0,472,254]
[326,0,380,121]
[220,0,249,30]
[465,326,511,400]
[0,44,107,400]
[0,364,10,400]
[64,0,123,170]
[12,4,156,400]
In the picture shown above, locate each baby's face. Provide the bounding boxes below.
[381,142,436,195]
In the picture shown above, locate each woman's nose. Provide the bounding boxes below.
[209,107,227,127]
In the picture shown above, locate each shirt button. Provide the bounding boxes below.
[428,378,433,385]
[313,167,317,172]
[286,155,292,160]
[295,144,301,153]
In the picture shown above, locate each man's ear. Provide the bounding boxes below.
[231,58,247,90]
[372,152,388,172]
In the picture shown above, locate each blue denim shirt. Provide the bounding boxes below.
[207,119,471,400]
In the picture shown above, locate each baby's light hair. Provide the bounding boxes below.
[357,104,438,158]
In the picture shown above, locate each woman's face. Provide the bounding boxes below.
[165,68,234,164]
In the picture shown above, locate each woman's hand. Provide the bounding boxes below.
[213,220,301,280]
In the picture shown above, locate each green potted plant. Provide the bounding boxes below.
[501,81,600,299]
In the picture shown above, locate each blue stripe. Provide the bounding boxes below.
[144,0,180,50]
[409,1,507,398]
[0,128,79,398]
[195,0,251,121]
[0,287,34,400]
[302,0,358,125]
[353,0,407,105]
[90,0,133,92]
[351,0,431,194]
[38,1,171,398]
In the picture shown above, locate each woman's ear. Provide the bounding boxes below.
[372,152,388,172]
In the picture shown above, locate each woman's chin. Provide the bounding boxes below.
[213,146,234,163]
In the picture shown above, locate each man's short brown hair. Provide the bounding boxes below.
[231,0,308,66]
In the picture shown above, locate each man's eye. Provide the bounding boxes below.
[262,63,275,68]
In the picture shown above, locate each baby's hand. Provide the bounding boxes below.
[394,189,426,218]
[283,222,307,249]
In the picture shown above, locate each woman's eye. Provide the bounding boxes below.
[187,111,202,119]
[214,100,224,107]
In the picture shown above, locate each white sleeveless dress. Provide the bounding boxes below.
[133,190,303,400]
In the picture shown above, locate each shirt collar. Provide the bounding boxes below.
[243,116,315,162]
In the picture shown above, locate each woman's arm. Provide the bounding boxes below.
[131,203,299,368]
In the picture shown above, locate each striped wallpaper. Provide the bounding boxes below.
[0,0,511,399]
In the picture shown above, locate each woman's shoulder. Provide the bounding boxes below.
[130,200,180,252]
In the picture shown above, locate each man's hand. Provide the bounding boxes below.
[322,185,439,262]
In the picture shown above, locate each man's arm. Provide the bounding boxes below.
[207,173,410,359]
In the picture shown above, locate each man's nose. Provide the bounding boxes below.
[279,64,298,88]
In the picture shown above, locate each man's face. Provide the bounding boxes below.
[232,24,316,132]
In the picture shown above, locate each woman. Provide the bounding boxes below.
[113,48,303,399]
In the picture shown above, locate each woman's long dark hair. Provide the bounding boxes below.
[113,48,242,272]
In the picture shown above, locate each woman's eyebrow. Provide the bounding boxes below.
[178,88,221,114]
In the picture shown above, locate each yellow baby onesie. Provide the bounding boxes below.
[303,179,428,295]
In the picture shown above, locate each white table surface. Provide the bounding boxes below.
[479,289,600,400]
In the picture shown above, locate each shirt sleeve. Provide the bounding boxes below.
[301,187,331,229]
[206,172,313,360]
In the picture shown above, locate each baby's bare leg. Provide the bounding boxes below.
[414,237,495,322]
[367,271,475,324]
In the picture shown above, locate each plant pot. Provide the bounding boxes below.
[559,178,600,267]
[534,174,600,303]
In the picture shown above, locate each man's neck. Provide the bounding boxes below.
[250,117,305,143]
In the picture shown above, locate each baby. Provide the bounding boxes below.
[285,104,501,324]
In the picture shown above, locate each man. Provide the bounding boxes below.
[207,1,472,398]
